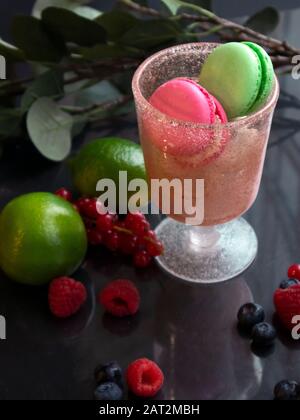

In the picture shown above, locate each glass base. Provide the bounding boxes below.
[155,217,258,284]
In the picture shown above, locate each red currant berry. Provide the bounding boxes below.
[105,231,121,251]
[125,215,150,236]
[114,220,126,230]
[133,250,152,268]
[146,240,164,257]
[146,230,158,241]
[55,188,72,202]
[136,235,146,249]
[137,231,156,249]
[97,214,114,233]
[75,197,92,214]
[125,212,150,235]
[84,217,95,229]
[120,234,138,255]
[125,212,146,227]
[288,264,300,280]
[136,220,151,236]
[84,199,100,219]
[107,211,118,223]
[87,228,103,246]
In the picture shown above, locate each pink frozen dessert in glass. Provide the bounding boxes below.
[132,43,279,284]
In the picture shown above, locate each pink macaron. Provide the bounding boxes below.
[142,78,228,158]
[149,78,228,124]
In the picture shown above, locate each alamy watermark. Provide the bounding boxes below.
[96,171,205,225]
[0,316,6,340]
[292,55,300,80]
[0,55,6,80]
[291,315,300,340]
[0,55,7,340]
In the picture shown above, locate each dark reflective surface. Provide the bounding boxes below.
[1,1,300,401]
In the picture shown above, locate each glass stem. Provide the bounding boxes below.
[189,225,221,249]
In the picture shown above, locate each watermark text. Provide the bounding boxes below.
[96,171,205,225]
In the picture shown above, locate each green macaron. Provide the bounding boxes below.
[199,42,275,119]
[242,41,274,113]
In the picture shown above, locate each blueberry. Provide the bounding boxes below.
[274,380,300,400]
[280,279,299,290]
[94,361,123,388]
[94,382,123,401]
[252,322,277,347]
[237,303,265,330]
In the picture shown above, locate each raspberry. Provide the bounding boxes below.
[55,188,72,202]
[49,277,87,318]
[126,358,164,397]
[99,279,140,317]
[274,284,300,330]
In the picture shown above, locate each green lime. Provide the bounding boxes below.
[0,192,87,286]
[70,137,147,203]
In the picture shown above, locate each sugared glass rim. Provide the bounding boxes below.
[132,42,280,129]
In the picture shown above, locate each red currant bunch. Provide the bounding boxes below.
[55,189,164,268]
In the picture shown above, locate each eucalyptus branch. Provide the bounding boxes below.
[120,0,300,65]
[120,0,161,17]
[0,58,141,98]
[61,94,132,116]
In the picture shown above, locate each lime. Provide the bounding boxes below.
[70,137,147,203]
[0,192,87,286]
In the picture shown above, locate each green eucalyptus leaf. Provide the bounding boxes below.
[0,39,24,62]
[160,0,213,17]
[63,80,122,113]
[73,6,102,19]
[27,97,73,161]
[11,16,64,62]
[42,7,106,47]
[21,69,64,111]
[64,73,92,95]
[245,7,280,35]
[79,44,142,59]
[0,108,22,138]
[121,19,181,48]
[74,80,122,107]
[160,0,182,15]
[96,11,138,41]
[32,0,93,18]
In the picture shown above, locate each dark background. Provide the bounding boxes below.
[0,0,300,401]
[0,0,299,23]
